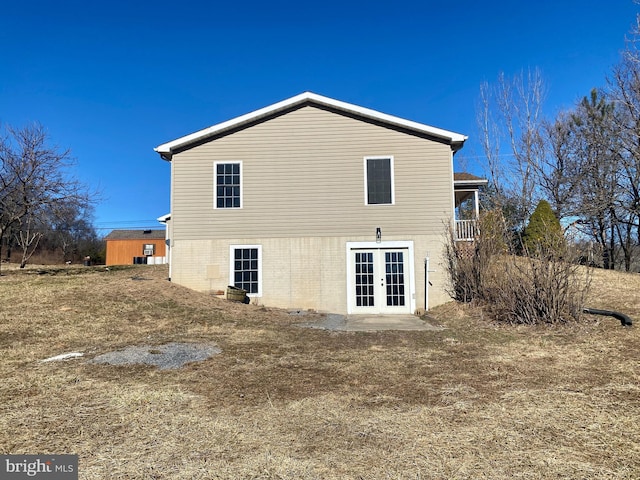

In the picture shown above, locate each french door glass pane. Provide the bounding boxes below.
[355,252,375,307]
[385,251,405,306]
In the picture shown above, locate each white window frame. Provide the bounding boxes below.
[363,156,395,205]
[229,244,262,297]
[214,161,243,209]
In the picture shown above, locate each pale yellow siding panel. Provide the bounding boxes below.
[171,105,454,241]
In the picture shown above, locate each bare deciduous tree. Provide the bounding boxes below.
[472,12,640,272]
[0,123,94,271]
[477,80,505,202]
[538,112,582,220]
[15,212,43,268]
[50,203,98,262]
[608,55,640,270]
[477,69,547,231]
[571,90,623,269]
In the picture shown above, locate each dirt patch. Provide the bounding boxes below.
[90,342,221,370]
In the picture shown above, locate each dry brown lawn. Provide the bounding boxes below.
[0,264,639,479]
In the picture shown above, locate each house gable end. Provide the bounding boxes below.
[166,103,462,155]
[168,104,458,240]
[310,103,464,147]
[165,102,310,156]
[155,92,467,159]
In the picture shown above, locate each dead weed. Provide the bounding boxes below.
[0,264,638,478]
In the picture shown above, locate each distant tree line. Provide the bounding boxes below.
[476,15,640,271]
[0,123,103,269]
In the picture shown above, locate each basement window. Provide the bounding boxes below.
[230,245,262,296]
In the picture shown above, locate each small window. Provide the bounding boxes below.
[215,162,242,208]
[143,244,155,255]
[365,156,394,205]
[230,245,262,296]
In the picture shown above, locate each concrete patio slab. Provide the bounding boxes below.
[293,311,445,332]
[343,314,444,331]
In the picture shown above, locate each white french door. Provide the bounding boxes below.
[350,248,411,314]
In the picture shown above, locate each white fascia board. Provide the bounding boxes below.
[454,179,489,185]
[307,92,468,144]
[154,92,311,155]
[154,91,468,156]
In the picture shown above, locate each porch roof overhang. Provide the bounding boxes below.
[453,173,488,205]
[453,172,488,191]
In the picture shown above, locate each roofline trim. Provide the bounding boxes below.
[154,92,468,157]
[454,179,489,185]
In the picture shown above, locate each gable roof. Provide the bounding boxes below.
[453,172,489,184]
[105,229,166,241]
[155,92,468,160]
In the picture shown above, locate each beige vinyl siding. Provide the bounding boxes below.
[171,105,454,240]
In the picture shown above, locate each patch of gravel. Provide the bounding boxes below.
[91,342,221,370]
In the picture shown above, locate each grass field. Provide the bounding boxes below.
[0,264,639,479]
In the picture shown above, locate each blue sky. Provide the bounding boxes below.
[1,1,638,234]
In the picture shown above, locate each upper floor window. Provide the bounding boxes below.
[215,162,242,208]
[365,156,394,205]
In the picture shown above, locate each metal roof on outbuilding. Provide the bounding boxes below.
[105,230,166,240]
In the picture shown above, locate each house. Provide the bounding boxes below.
[155,92,483,314]
[105,229,168,266]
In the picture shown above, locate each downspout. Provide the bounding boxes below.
[424,253,435,311]
[424,255,429,311]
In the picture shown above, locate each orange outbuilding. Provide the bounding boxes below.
[105,229,167,266]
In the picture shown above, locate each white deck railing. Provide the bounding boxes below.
[455,219,479,241]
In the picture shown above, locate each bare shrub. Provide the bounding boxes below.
[443,233,478,303]
[483,248,591,325]
[444,210,508,303]
[445,211,591,325]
